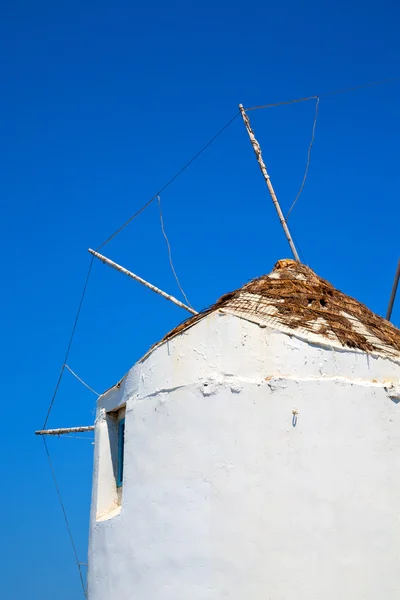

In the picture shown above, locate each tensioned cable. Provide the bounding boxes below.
[40,259,95,598]
[245,76,400,111]
[286,96,320,221]
[63,364,100,397]
[42,255,95,429]
[157,195,194,309]
[246,94,318,111]
[96,111,241,250]
[43,437,87,598]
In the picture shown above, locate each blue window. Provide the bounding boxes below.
[117,418,125,488]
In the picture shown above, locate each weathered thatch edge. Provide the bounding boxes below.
[138,258,400,363]
[137,307,400,368]
[101,259,400,396]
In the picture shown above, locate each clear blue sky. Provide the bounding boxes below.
[1,1,399,597]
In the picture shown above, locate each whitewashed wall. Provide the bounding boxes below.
[87,311,400,599]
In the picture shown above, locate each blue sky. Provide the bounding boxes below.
[1,1,400,597]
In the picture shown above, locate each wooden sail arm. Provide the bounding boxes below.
[88,249,198,316]
[35,426,95,436]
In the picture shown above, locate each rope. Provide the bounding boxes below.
[157,196,194,309]
[291,231,307,265]
[245,75,400,111]
[64,364,100,397]
[43,438,87,597]
[247,95,317,111]
[286,97,319,220]
[42,256,94,429]
[96,111,241,250]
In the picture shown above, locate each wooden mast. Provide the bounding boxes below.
[238,103,300,262]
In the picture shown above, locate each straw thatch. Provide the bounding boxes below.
[162,259,400,359]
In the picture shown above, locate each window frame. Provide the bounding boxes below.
[116,417,125,488]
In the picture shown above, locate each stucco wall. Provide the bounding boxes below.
[87,311,400,599]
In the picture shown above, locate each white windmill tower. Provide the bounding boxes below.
[86,257,400,600]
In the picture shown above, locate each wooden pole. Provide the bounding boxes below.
[88,249,198,316]
[386,259,400,321]
[238,104,300,262]
[35,426,95,436]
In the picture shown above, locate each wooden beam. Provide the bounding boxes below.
[238,104,300,262]
[89,249,198,316]
[35,426,95,436]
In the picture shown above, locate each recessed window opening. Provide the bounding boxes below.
[95,404,126,521]
[117,417,125,488]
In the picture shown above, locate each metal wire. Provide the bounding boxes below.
[43,438,87,597]
[42,256,94,429]
[39,261,95,597]
[286,97,319,220]
[245,76,400,111]
[247,95,317,111]
[157,196,194,309]
[64,364,100,397]
[96,111,241,250]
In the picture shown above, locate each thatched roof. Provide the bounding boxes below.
[161,259,400,360]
